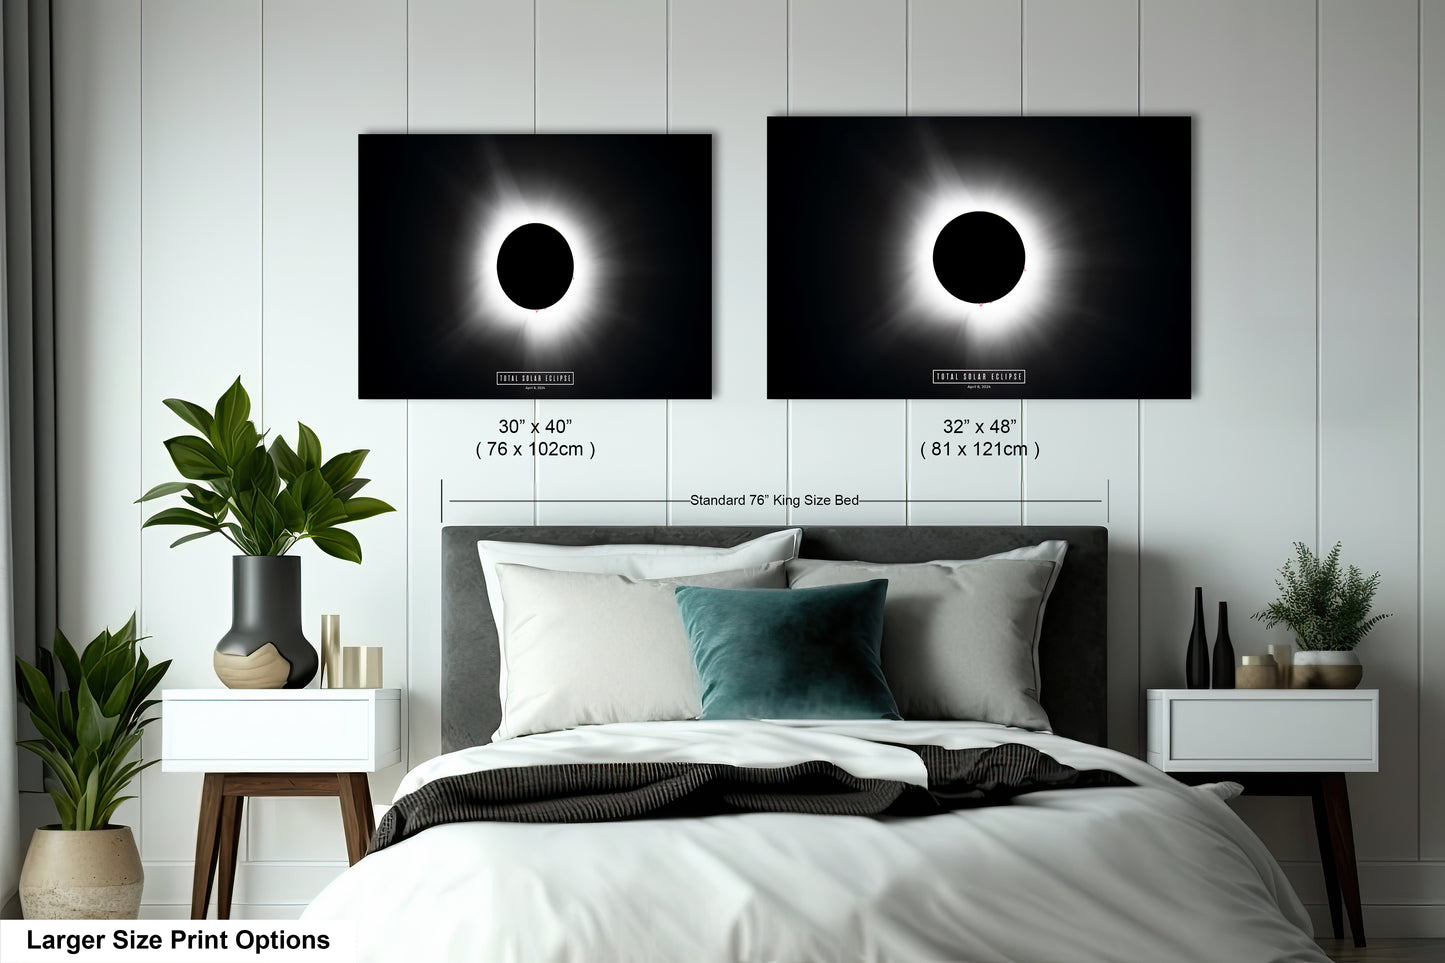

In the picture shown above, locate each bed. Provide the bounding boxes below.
[303,525,1326,963]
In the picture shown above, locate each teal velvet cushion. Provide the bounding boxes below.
[673,579,900,721]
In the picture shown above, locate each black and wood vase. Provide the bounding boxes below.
[1212,601,1236,689]
[213,555,318,689]
[1185,587,1209,689]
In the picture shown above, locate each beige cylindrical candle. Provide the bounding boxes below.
[357,646,383,689]
[341,646,361,689]
[341,646,383,689]
[320,614,342,689]
[1236,654,1278,689]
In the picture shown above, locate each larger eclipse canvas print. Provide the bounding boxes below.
[767,116,1191,399]
[360,134,712,399]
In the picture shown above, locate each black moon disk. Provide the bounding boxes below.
[932,211,1025,304]
[497,222,574,309]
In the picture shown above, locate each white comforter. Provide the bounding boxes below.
[304,720,1327,963]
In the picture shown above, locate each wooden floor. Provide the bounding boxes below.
[1317,939,1445,961]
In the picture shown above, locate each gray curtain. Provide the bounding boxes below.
[1,0,57,914]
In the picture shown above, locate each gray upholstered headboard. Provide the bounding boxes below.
[441,525,1108,751]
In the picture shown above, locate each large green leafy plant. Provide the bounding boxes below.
[14,616,169,831]
[1252,541,1391,651]
[137,378,394,562]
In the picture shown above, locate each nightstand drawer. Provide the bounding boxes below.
[166,699,371,761]
[1145,689,1378,773]
[1170,698,1374,761]
[161,689,402,773]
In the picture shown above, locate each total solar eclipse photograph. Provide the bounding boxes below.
[359,133,712,399]
[767,116,1192,399]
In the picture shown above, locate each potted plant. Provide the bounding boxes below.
[14,615,169,918]
[1251,541,1391,689]
[137,378,394,688]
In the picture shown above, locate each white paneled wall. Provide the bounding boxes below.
[46,0,1441,932]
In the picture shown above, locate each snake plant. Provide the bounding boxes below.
[14,615,169,831]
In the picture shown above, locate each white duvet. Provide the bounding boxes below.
[304,720,1327,963]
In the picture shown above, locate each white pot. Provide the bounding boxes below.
[1290,650,1363,689]
[19,825,144,919]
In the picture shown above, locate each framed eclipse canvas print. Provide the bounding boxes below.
[767,116,1191,399]
[360,133,712,399]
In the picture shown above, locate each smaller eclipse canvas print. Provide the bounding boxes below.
[767,116,1192,399]
[359,134,712,399]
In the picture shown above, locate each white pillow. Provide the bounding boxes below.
[492,560,789,740]
[786,558,1058,729]
[477,529,802,727]
[787,540,1067,694]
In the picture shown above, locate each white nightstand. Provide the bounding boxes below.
[161,688,402,920]
[1146,688,1379,948]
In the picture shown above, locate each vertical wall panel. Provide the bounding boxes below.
[404,0,535,766]
[668,0,789,525]
[52,0,143,841]
[1021,0,1141,755]
[787,0,907,525]
[257,0,408,863]
[1140,0,1318,858]
[1319,0,1420,861]
[53,2,142,681]
[906,0,1025,528]
[909,0,1019,114]
[1423,0,1445,861]
[533,0,668,525]
[138,0,262,866]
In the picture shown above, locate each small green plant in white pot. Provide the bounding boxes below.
[1251,542,1390,689]
[14,615,169,918]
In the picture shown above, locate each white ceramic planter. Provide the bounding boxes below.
[19,825,144,919]
[1290,650,1364,690]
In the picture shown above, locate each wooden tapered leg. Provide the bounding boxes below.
[216,794,245,920]
[191,773,225,920]
[1321,773,1365,948]
[1311,781,1344,939]
[336,773,375,865]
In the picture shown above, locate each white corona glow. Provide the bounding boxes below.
[463,178,613,354]
[889,163,1076,354]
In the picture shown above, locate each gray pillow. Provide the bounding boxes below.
[493,560,788,740]
[786,558,1057,730]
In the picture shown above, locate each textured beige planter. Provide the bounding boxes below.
[1290,650,1364,689]
[19,825,144,919]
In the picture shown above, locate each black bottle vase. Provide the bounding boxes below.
[213,555,318,689]
[1212,601,1236,689]
[1185,587,1210,689]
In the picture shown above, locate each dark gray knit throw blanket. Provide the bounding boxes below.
[368,743,1133,855]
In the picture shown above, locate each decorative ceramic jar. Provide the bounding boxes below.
[1291,650,1363,689]
[19,826,144,919]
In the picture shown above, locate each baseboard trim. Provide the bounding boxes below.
[140,860,346,907]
